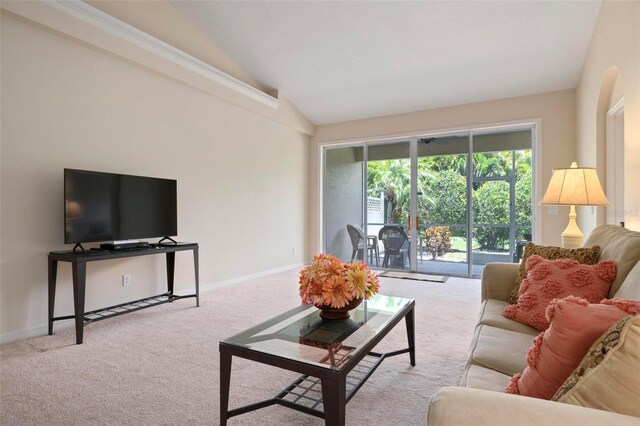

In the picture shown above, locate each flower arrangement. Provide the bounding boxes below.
[299,254,380,309]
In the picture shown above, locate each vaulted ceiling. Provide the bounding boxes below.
[171,1,602,125]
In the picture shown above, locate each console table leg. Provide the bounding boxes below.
[166,252,175,296]
[72,261,87,344]
[321,376,346,426]
[406,306,416,366]
[220,351,232,426]
[48,259,58,335]
[193,247,200,307]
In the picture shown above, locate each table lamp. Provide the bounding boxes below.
[541,162,608,248]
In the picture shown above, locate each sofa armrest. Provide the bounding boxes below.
[481,262,520,303]
[426,387,640,426]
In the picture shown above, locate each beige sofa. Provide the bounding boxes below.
[426,225,640,425]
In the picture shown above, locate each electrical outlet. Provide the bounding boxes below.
[548,206,559,215]
[292,247,296,255]
[122,274,131,286]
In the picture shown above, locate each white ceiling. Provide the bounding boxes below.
[170,1,602,125]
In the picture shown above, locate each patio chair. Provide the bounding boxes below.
[367,235,380,266]
[347,224,366,262]
[378,225,410,269]
[347,225,380,265]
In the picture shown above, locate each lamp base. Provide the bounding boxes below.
[561,205,584,249]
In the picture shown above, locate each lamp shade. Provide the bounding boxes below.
[541,163,609,206]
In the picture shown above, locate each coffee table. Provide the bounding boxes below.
[219,295,415,425]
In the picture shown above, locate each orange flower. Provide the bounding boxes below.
[345,261,369,299]
[299,254,380,308]
[366,269,380,298]
[321,275,353,308]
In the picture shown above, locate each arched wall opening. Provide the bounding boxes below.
[594,66,623,226]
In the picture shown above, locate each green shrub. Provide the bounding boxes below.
[516,170,532,227]
[473,181,509,250]
[419,170,467,237]
[423,226,452,260]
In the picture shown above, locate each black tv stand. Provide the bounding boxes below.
[73,243,86,253]
[48,242,199,344]
[158,236,178,245]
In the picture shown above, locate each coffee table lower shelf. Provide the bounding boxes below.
[220,297,415,426]
[226,350,410,420]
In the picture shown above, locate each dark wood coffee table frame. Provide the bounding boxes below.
[219,300,415,426]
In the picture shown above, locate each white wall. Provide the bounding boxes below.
[576,0,640,233]
[0,9,310,340]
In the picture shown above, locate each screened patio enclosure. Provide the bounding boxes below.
[323,126,534,278]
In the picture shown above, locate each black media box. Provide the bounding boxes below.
[100,241,150,250]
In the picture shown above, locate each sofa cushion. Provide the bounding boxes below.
[614,261,640,300]
[505,297,640,400]
[584,225,640,297]
[504,256,617,330]
[553,315,640,417]
[427,387,640,426]
[509,243,601,303]
[460,364,512,392]
[478,299,539,335]
[467,324,533,376]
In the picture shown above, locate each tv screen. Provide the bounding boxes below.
[64,169,177,244]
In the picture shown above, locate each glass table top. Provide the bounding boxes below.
[221,295,414,371]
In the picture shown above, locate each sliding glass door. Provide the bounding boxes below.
[366,141,412,270]
[471,129,533,274]
[322,125,534,277]
[416,134,470,275]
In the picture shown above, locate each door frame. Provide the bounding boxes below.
[606,98,624,226]
[318,119,541,276]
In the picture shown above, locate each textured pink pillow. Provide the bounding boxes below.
[505,296,640,399]
[503,255,616,330]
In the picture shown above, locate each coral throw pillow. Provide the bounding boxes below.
[505,297,640,400]
[503,255,616,330]
[509,243,601,304]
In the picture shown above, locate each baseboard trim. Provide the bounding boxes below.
[195,262,305,293]
[0,262,306,345]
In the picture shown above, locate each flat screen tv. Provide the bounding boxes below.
[64,169,177,244]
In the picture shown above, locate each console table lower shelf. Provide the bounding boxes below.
[48,242,199,344]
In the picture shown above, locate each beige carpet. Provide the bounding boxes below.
[0,268,480,425]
